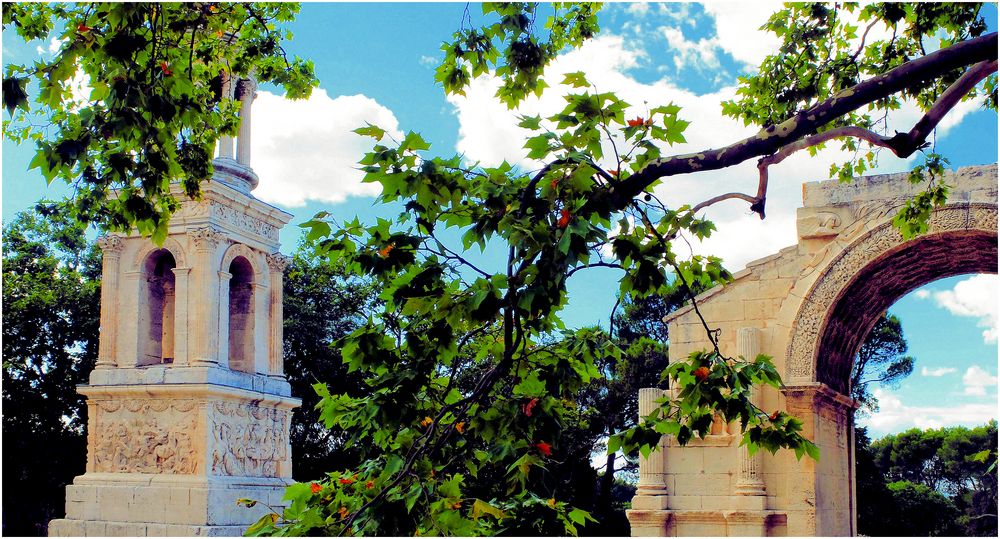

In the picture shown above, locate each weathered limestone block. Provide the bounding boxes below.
[631,165,997,537]
[51,98,302,536]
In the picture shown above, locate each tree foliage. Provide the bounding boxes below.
[2,2,317,242]
[281,240,378,481]
[866,422,999,536]
[1,206,102,536]
[851,313,914,415]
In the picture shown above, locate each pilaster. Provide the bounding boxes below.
[266,253,290,377]
[96,235,124,368]
[632,388,669,511]
[734,327,767,508]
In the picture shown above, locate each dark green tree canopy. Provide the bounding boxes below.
[2,206,102,536]
[851,313,914,415]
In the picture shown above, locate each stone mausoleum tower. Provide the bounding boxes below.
[49,75,301,536]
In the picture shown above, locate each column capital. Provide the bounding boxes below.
[190,226,227,252]
[97,234,125,257]
[235,77,258,101]
[266,253,291,273]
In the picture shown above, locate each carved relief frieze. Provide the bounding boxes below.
[178,198,279,242]
[797,210,843,239]
[210,201,279,241]
[92,399,200,474]
[209,401,289,478]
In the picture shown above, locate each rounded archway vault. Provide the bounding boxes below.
[788,203,998,392]
[630,164,998,538]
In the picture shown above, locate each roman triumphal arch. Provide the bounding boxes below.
[627,164,997,537]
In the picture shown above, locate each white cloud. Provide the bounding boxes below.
[419,55,437,67]
[861,387,997,433]
[251,89,403,207]
[914,289,931,299]
[920,366,956,377]
[963,365,999,396]
[659,27,720,71]
[36,37,65,56]
[625,3,649,16]
[931,275,999,344]
[445,32,916,270]
[701,2,781,68]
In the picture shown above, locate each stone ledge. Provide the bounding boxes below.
[88,365,295,398]
[50,518,250,537]
[802,164,997,208]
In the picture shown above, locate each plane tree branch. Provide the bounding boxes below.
[600,32,997,211]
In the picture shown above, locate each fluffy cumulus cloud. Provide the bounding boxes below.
[659,27,720,71]
[920,366,957,377]
[929,275,999,344]
[251,89,403,207]
[962,365,999,396]
[700,2,781,68]
[862,387,998,433]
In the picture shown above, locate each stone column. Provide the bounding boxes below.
[266,253,290,377]
[117,270,143,367]
[218,270,233,368]
[635,388,669,497]
[171,267,192,365]
[95,235,124,368]
[190,227,226,366]
[217,73,236,160]
[252,281,269,374]
[235,77,257,166]
[735,327,767,501]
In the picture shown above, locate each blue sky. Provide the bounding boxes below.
[2,2,996,437]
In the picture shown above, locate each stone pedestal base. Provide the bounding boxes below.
[627,509,787,537]
[48,474,290,537]
[49,520,249,537]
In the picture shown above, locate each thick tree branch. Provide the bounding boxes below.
[888,58,998,156]
[604,32,997,208]
[708,57,997,219]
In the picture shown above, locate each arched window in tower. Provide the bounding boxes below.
[139,249,177,366]
[228,256,255,373]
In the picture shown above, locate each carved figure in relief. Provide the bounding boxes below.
[93,400,198,474]
[798,210,843,239]
[209,402,288,478]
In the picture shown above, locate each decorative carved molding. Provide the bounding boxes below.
[93,399,200,474]
[190,226,227,251]
[266,253,291,273]
[797,211,842,239]
[209,401,289,478]
[211,201,278,241]
[96,235,125,257]
[786,204,998,381]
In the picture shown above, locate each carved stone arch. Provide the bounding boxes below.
[134,236,188,270]
[135,238,188,366]
[219,243,267,285]
[219,243,267,374]
[785,203,998,392]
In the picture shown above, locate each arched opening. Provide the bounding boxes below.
[851,272,1000,537]
[815,229,997,393]
[228,256,255,373]
[803,228,997,535]
[139,249,177,366]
